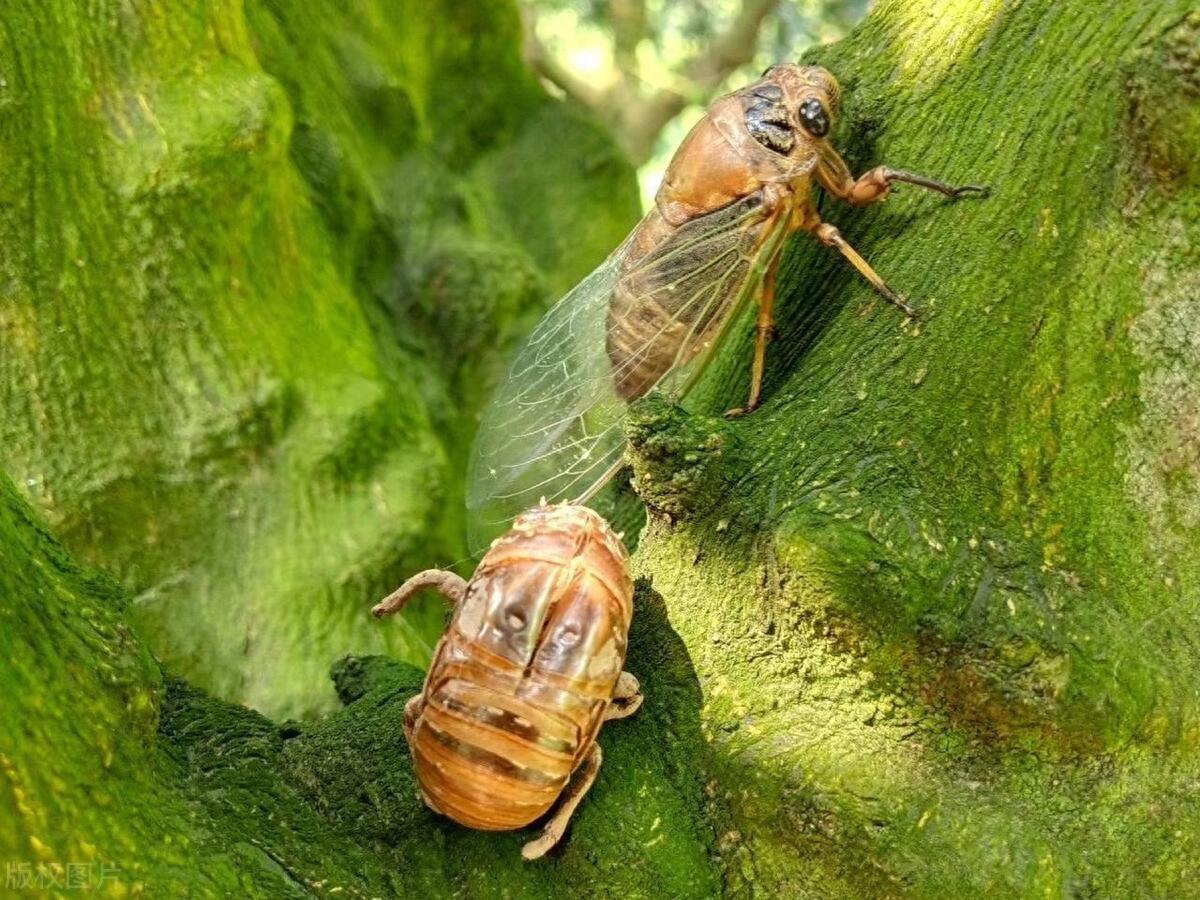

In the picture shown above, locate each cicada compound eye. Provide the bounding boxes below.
[797,97,830,138]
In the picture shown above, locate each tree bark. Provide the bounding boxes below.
[1,0,1198,897]
[628,1,1200,894]
[0,0,638,720]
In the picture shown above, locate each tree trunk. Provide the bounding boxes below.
[1,0,1198,897]
[0,0,637,720]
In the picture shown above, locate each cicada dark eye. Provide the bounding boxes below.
[798,98,830,138]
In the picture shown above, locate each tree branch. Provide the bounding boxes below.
[683,0,781,91]
[609,0,647,73]
[520,5,606,110]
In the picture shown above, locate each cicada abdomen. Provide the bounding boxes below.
[605,193,777,402]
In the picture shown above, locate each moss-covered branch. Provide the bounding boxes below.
[0,469,716,895]
[627,2,1200,894]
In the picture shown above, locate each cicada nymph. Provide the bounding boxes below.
[468,64,985,545]
[373,503,639,859]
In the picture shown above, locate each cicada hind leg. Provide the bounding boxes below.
[725,258,780,418]
[520,744,604,861]
[520,670,643,860]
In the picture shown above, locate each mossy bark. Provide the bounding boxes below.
[630,1,1200,895]
[1,0,1198,897]
[0,0,637,719]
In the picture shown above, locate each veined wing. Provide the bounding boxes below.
[467,192,790,548]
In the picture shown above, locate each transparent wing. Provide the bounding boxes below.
[467,192,789,548]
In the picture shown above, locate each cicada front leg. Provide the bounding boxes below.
[372,569,467,617]
[376,571,461,745]
[809,145,987,314]
[814,139,987,208]
[841,166,989,206]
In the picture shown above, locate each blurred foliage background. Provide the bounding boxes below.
[520,0,872,204]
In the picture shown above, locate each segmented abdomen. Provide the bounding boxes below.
[410,504,632,831]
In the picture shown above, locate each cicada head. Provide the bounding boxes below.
[745,64,842,159]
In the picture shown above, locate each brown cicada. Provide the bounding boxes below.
[373,502,639,860]
[468,64,985,541]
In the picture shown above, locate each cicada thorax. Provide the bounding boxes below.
[408,505,632,831]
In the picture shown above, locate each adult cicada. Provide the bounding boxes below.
[468,64,985,543]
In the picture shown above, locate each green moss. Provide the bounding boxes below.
[625,394,740,521]
[0,472,310,895]
[0,0,637,718]
[0,469,720,895]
